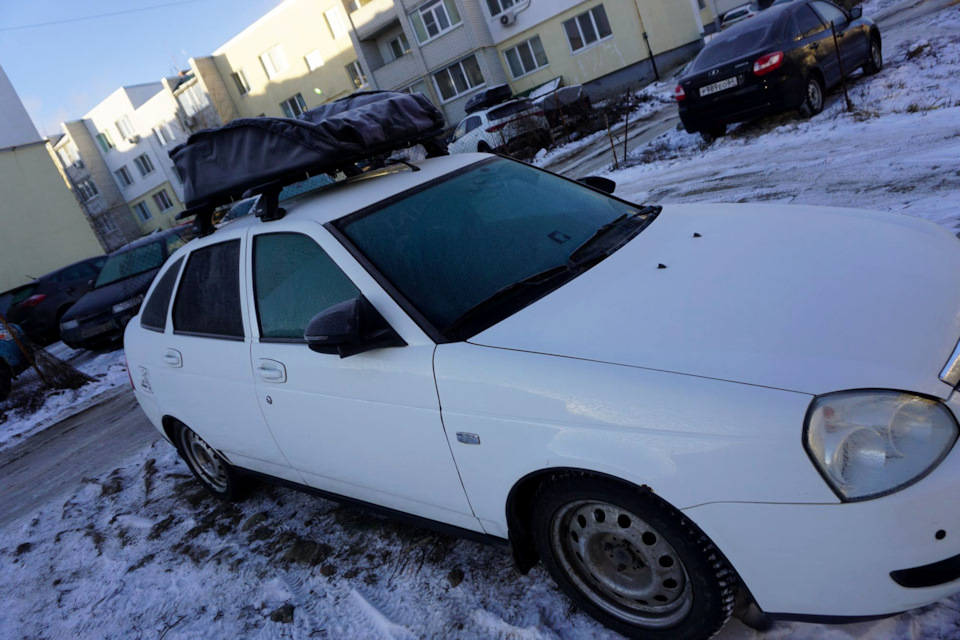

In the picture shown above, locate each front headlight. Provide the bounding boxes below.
[805,390,959,501]
[112,295,144,315]
[61,319,79,330]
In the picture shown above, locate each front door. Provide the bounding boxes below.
[246,222,480,531]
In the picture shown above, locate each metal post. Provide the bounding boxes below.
[634,3,660,81]
[830,21,853,112]
[604,112,619,170]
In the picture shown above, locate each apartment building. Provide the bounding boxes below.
[486,0,708,99]
[0,65,103,292]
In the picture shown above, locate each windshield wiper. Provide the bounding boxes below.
[568,206,659,265]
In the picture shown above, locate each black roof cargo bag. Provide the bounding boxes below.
[170,91,446,213]
[464,84,513,114]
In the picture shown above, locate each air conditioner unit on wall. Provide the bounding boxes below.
[127,134,141,144]
[500,11,517,26]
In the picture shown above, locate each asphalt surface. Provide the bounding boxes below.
[0,388,160,526]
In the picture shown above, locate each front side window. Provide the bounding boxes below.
[336,158,649,338]
[173,240,244,339]
[346,60,367,89]
[96,240,164,287]
[96,131,114,152]
[153,189,174,211]
[260,45,289,79]
[811,1,847,26]
[563,5,612,52]
[115,166,134,187]
[253,233,360,340]
[453,115,481,140]
[280,93,308,118]
[141,257,184,332]
[504,36,549,78]
[134,153,155,177]
[432,55,484,102]
[410,0,462,44]
[132,201,151,222]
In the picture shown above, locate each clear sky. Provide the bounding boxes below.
[0,0,283,138]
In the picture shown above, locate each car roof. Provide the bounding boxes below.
[185,153,489,251]
[705,4,790,43]
[109,226,185,255]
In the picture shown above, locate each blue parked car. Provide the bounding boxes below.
[0,323,29,402]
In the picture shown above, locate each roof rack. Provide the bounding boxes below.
[172,91,448,236]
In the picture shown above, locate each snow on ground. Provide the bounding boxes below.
[0,344,128,453]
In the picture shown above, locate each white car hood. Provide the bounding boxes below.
[469,203,960,398]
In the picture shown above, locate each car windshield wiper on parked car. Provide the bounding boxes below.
[568,205,661,266]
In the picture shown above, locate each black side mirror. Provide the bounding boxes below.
[304,295,407,358]
[577,176,617,194]
[849,6,862,19]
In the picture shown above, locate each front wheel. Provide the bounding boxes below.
[174,422,245,501]
[531,476,735,639]
[863,38,883,75]
[799,74,825,118]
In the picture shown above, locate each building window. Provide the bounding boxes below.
[260,44,289,79]
[387,34,411,61]
[401,80,430,98]
[115,115,135,140]
[410,0,462,44]
[133,201,152,222]
[115,165,134,188]
[57,144,80,167]
[504,36,549,78]
[346,60,367,89]
[153,189,174,211]
[698,0,706,8]
[347,0,375,11]
[179,83,209,117]
[305,50,325,71]
[95,215,119,234]
[325,7,348,39]
[563,5,612,52]
[154,122,174,146]
[76,179,100,202]
[232,69,250,95]
[485,0,516,16]
[96,130,114,152]
[134,153,155,177]
[432,55,484,102]
[280,93,307,118]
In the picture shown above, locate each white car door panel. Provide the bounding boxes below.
[245,222,481,530]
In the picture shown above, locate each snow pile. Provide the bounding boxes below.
[0,345,128,453]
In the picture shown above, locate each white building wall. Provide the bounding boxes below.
[0,64,41,148]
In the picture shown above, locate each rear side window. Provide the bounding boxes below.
[141,257,183,332]
[795,5,826,37]
[173,241,244,339]
[253,233,360,340]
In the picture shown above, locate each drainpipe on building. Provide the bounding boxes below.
[633,1,659,81]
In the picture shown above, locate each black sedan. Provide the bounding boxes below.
[675,0,882,138]
[60,227,191,350]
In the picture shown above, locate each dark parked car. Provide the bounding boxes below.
[60,227,191,350]
[3,255,107,345]
[675,1,882,137]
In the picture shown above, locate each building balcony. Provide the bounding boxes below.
[352,0,401,41]
[372,53,423,89]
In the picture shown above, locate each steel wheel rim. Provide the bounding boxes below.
[807,80,823,112]
[871,43,882,68]
[181,430,228,492]
[550,500,693,628]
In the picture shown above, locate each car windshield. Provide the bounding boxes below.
[337,158,652,337]
[691,25,772,70]
[95,240,165,288]
[489,101,534,120]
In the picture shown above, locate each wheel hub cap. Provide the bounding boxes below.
[182,430,228,492]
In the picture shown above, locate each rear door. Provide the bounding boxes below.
[245,220,481,531]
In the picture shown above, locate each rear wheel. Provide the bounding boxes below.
[700,125,726,143]
[477,141,492,153]
[799,74,825,118]
[0,363,12,402]
[863,38,883,75]
[531,475,735,639]
[174,422,245,501]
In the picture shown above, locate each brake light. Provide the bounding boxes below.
[674,85,686,101]
[19,294,47,309]
[753,51,784,76]
[486,123,505,132]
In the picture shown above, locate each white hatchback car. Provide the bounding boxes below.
[126,153,960,639]
[447,100,551,155]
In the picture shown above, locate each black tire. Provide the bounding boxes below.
[700,125,726,142]
[862,37,883,75]
[799,73,825,118]
[477,141,492,153]
[530,475,735,640]
[0,363,11,403]
[173,422,245,501]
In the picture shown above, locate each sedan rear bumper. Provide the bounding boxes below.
[679,74,803,133]
[61,310,137,350]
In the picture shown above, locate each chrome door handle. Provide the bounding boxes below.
[162,349,182,368]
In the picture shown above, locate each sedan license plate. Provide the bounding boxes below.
[699,77,738,97]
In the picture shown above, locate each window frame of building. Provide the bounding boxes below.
[179,82,210,118]
[115,165,134,188]
[325,7,348,39]
[132,201,152,223]
[115,115,135,140]
[432,55,485,103]
[562,4,613,53]
[346,60,368,90]
[409,0,462,45]
[504,35,549,79]
[485,0,516,17]
[76,179,100,202]
[153,122,174,146]
[231,69,251,96]
[400,80,431,98]
[152,189,174,212]
[96,130,115,153]
[280,93,308,118]
[95,215,119,235]
[57,144,80,167]
[304,50,325,71]
[260,44,289,79]
[133,153,155,177]
[387,33,411,61]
